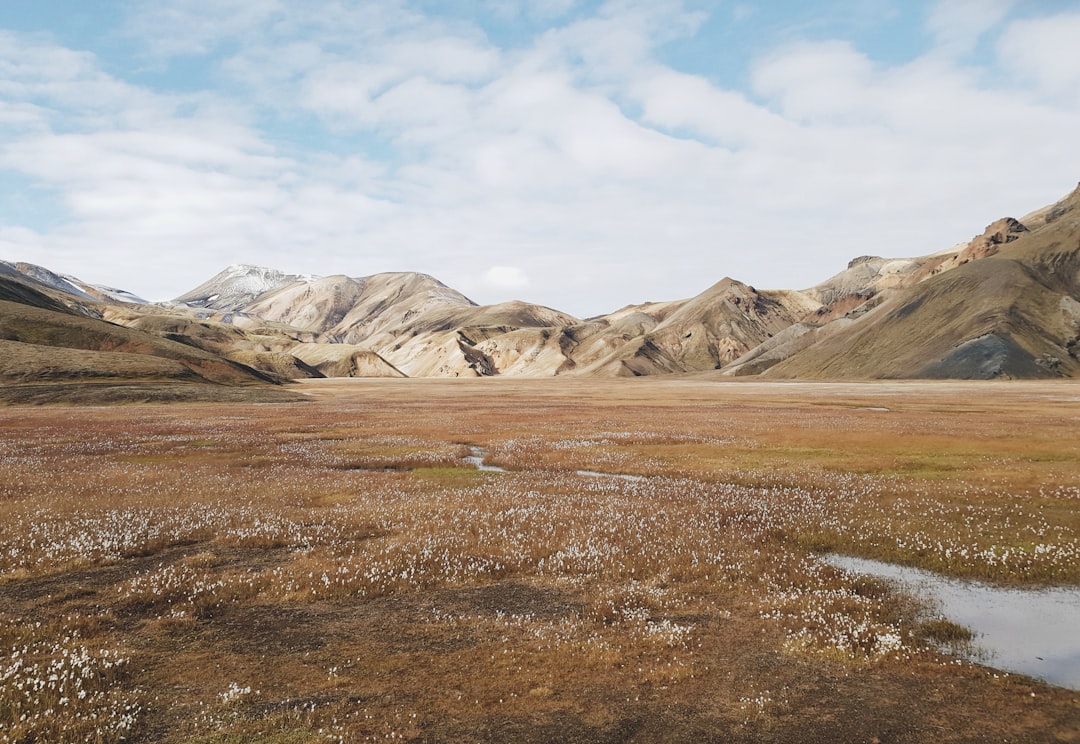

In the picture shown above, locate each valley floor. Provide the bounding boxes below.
[1,378,1079,742]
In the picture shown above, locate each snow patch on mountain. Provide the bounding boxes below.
[173,264,321,311]
[5,262,95,300]
[61,276,148,304]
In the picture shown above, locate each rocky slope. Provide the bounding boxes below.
[756,184,1080,379]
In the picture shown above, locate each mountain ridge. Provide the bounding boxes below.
[3,182,1078,385]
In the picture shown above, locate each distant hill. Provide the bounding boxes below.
[3,182,1078,386]
[0,271,303,405]
[755,184,1080,379]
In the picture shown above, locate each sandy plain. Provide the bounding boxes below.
[1,377,1078,742]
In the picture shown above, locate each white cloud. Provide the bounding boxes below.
[751,40,877,124]
[997,12,1080,103]
[124,0,289,57]
[299,61,403,118]
[1,2,1079,315]
[386,35,501,83]
[484,265,530,288]
[926,0,1017,57]
[0,100,48,130]
[631,67,792,148]
[485,0,579,21]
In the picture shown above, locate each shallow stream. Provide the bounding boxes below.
[823,554,1080,689]
[463,447,508,472]
[463,448,648,482]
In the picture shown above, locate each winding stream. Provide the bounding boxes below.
[463,448,648,482]
[463,447,508,473]
[823,554,1080,690]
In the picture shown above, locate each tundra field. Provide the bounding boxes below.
[1,378,1079,743]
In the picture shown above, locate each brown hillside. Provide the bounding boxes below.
[241,275,366,334]
[0,289,302,402]
[764,248,1075,377]
[290,344,406,378]
[0,276,78,314]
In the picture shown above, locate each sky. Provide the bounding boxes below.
[1,0,1078,317]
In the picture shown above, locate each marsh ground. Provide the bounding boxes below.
[1,378,1078,742]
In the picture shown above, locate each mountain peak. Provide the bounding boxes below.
[1046,182,1080,223]
[174,265,311,310]
[957,217,1028,264]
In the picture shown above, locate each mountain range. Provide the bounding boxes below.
[2,182,1079,402]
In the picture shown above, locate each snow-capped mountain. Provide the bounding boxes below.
[0,261,148,305]
[172,264,318,311]
[61,276,148,305]
[1,261,95,301]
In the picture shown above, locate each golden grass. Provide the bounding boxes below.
[1,378,1078,742]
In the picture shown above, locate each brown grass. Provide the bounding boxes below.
[1,378,1078,742]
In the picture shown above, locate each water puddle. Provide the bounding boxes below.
[461,448,647,482]
[463,447,508,473]
[823,554,1080,689]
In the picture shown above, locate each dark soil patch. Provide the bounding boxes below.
[437,581,583,620]
[0,542,298,612]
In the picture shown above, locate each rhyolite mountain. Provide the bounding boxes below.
[2,183,1079,390]
[0,269,305,404]
[725,185,1080,380]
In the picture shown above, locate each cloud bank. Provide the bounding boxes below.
[1,1,1078,316]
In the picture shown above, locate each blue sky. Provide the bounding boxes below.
[1,0,1078,316]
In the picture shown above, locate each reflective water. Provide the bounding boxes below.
[823,554,1080,689]
[462,448,647,482]
[463,447,508,473]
